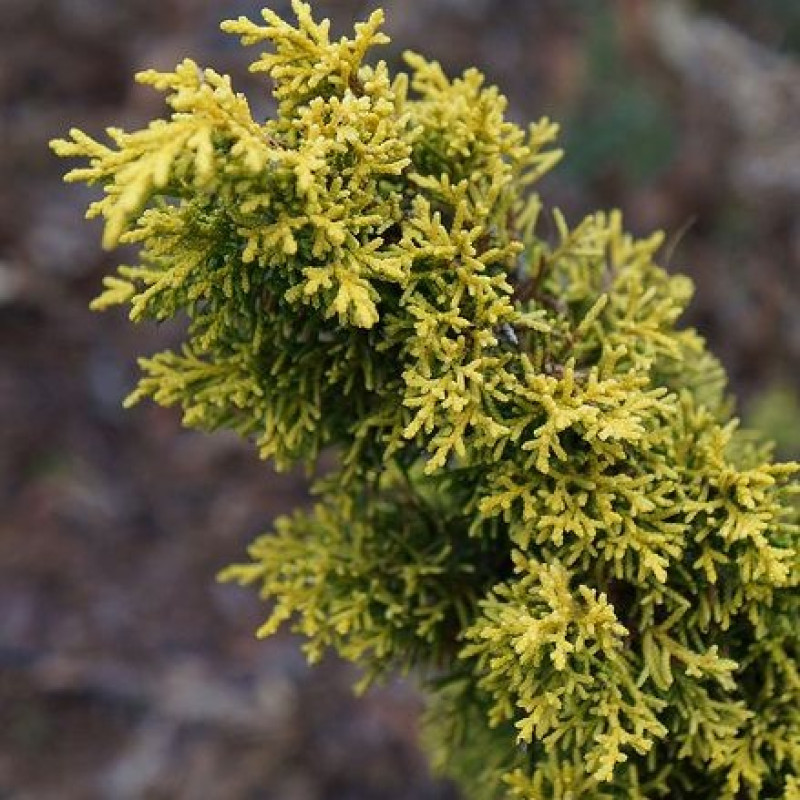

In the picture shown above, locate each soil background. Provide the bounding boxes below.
[1,1,798,798]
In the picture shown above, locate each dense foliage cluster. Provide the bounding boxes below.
[53,4,799,797]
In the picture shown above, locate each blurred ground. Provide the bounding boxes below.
[0,1,798,798]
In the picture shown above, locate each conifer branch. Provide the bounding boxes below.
[53,4,799,798]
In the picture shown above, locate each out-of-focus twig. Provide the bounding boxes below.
[650,1,800,198]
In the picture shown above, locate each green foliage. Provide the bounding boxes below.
[562,2,676,185]
[748,385,800,461]
[53,3,799,798]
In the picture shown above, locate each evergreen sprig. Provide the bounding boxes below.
[53,3,799,797]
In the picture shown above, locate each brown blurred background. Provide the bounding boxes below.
[1,1,798,797]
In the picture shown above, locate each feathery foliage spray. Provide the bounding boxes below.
[53,4,799,797]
